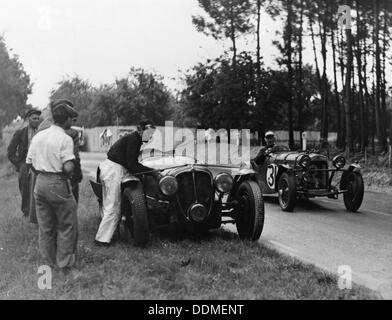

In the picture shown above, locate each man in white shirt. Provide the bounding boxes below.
[26,100,79,270]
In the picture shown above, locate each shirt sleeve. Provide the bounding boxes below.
[26,135,36,165]
[60,136,76,163]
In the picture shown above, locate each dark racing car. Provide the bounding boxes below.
[90,149,265,247]
[252,146,364,212]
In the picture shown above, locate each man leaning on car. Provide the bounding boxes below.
[94,119,159,246]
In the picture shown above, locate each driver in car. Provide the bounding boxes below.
[95,119,158,246]
[253,131,278,165]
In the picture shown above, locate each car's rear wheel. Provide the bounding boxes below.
[278,172,296,212]
[342,172,364,212]
[121,186,150,247]
[235,181,265,241]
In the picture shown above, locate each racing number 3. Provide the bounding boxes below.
[266,164,277,189]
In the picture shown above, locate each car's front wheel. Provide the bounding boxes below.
[121,186,150,247]
[342,172,364,212]
[278,172,297,212]
[235,181,265,241]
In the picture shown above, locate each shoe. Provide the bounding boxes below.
[94,240,111,247]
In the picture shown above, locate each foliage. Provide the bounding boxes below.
[180,53,321,132]
[192,0,255,65]
[50,68,175,127]
[0,36,32,137]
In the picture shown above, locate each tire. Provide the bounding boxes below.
[235,181,265,241]
[277,172,296,212]
[342,172,364,212]
[121,186,150,247]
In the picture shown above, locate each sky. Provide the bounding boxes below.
[1,0,389,110]
[0,0,282,109]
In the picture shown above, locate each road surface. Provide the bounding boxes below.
[81,152,392,299]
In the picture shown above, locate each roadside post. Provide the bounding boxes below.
[302,131,307,151]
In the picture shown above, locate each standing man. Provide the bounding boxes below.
[26,101,79,270]
[7,108,41,217]
[95,120,157,245]
[37,100,83,202]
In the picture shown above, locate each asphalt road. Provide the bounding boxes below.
[80,152,392,299]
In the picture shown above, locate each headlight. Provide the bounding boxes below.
[298,155,311,168]
[188,203,207,222]
[214,173,234,193]
[332,155,346,169]
[159,176,178,196]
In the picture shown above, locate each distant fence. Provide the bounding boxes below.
[2,123,337,153]
[82,127,337,153]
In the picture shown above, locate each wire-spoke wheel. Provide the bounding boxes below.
[278,172,296,212]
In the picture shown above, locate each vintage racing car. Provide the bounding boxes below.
[90,149,265,247]
[252,146,364,212]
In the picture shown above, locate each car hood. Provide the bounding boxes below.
[271,151,328,163]
[141,155,255,177]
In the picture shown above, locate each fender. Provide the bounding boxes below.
[274,165,294,191]
[340,164,362,190]
[121,175,142,191]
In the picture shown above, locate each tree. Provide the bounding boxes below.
[181,53,256,130]
[0,36,32,139]
[50,76,95,126]
[192,0,254,66]
[114,68,174,126]
[50,69,175,127]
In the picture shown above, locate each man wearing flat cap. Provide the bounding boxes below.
[7,108,41,216]
[26,101,79,270]
[95,119,158,245]
[36,99,83,202]
[253,131,278,165]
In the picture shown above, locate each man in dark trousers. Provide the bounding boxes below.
[95,120,157,245]
[7,108,41,216]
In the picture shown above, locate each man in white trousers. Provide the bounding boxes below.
[95,120,157,245]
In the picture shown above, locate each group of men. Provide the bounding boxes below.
[8,103,277,271]
[7,101,158,271]
[8,100,82,270]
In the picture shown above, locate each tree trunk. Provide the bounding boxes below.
[331,19,343,149]
[309,18,322,91]
[374,0,387,152]
[286,0,294,149]
[338,27,346,147]
[362,20,370,150]
[320,3,328,146]
[256,0,263,144]
[355,1,365,152]
[344,26,353,155]
[297,0,304,148]
[381,10,388,141]
[230,5,237,67]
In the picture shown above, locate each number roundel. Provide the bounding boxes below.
[266,164,277,189]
